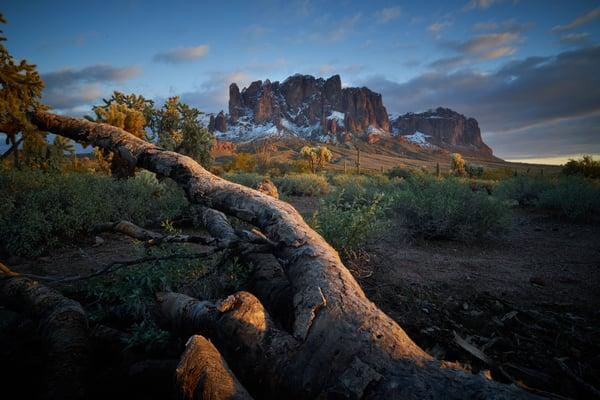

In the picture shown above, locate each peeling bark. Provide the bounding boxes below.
[0,276,89,400]
[31,110,539,399]
[175,335,253,400]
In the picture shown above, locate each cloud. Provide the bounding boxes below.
[153,45,209,64]
[41,64,142,111]
[177,71,253,113]
[552,6,600,32]
[428,21,452,33]
[360,45,600,158]
[473,21,498,31]
[559,32,591,46]
[329,14,361,42]
[43,65,141,88]
[305,14,361,43]
[375,6,401,24]
[244,25,269,39]
[319,64,334,74]
[451,32,520,59]
[464,0,505,10]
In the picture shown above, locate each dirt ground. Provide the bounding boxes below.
[2,200,599,399]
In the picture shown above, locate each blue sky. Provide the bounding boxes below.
[2,0,600,162]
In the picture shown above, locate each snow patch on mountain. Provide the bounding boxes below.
[402,131,435,148]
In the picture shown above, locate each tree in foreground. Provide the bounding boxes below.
[0,14,44,168]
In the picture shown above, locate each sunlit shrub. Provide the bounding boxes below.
[310,192,388,257]
[273,174,330,196]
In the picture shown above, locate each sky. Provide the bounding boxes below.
[2,0,600,163]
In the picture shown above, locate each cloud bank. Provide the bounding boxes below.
[153,45,210,64]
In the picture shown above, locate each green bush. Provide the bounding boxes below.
[536,177,600,220]
[0,169,189,257]
[273,174,330,196]
[82,243,207,351]
[310,192,388,257]
[221,172,265,188]
[465,163,484,178]
[495,176,554,206]
[329,174,401,205]
[562,155,600,179]
[395,176,511,240]
[386,166,414,180]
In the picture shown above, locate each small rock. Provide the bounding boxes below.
[93,236,105,247]
[462,302,469,310]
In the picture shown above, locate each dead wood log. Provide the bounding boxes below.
[0,275,89,400]
[31,110,540,399]
[94,220,215,246]
[175,335,253,400]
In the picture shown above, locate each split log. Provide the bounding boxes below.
[31,110,539,399]
[0,275,89,400]
[175,335,253,400]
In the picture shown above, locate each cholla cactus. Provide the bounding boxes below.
[451,153,466,176]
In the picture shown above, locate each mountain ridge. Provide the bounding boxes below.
[206,73,494,158]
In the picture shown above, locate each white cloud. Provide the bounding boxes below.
[552,6,600,32]
[375,7,401,24]
[153,45,210,64]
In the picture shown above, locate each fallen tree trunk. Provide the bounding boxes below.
[175,335,253,400]
[31,110,538,399]
[0,274,89,400]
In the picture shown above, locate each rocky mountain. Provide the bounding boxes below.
[391,107,493,156]
[207,74,494,157]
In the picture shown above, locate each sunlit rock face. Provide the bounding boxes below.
[223,74,390,142]
[215,75,494,157]
[391,107,494,156]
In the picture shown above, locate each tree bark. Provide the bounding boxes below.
[175,335,254,400]
[30,110,538,399]
[0,275,89,400]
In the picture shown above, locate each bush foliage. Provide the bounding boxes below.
[394,176,511,240]
[0,169,189,256]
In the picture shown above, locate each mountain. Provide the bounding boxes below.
[390,107,493,157]
[207,74,494,157]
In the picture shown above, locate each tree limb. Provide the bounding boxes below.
[0,275,89,400]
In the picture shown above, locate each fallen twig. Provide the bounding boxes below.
[18,251,218,283]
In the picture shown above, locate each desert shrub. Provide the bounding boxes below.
[395,176,511,240]
[221,172,265,188]
[495,176,554,206]
[82,242,207,351]
[536,177,600,220]
[467,178,498,194]
[0,169,189,257]
[290,159,311,173]
[329,174,401,205]
[465,163,484,178]
[224,152,257,172]
[562,155,600,179]
[310,192,388,257]
[482,167,518,180]
[387,166,414,180]
[273,174,330,196]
